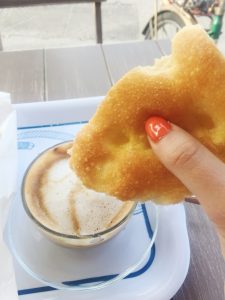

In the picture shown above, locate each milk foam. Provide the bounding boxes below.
[25,144,134,236]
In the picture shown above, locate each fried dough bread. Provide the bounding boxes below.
[70,25,225,204]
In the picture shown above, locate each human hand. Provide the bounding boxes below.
[145,116,225,258]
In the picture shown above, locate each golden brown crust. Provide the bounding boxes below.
[70,25,225,204]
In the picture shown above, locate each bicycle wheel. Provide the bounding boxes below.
[145,11,186,40]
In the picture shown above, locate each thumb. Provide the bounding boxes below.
[145,116,225,233]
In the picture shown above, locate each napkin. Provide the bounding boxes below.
[0,92,18,300]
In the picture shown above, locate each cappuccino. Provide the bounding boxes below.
[23,142,135,246]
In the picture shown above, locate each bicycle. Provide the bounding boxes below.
[143,0,225,42]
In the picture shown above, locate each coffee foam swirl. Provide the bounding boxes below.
[24,143,134,236]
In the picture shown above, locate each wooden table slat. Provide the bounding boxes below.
[174,203,225,300]
[45,45,111,100]
[0,49,44,103]
[102,40,162,84]
[156,39,172,56]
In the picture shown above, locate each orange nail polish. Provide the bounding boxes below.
[145,116,171,143]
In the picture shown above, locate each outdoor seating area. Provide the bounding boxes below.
[0,1,225,300]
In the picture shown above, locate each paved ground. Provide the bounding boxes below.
[0,0,151,50]
[0,0,223,53]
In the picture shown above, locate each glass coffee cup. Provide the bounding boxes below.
[9,141,158,291]
[22,141,137,248]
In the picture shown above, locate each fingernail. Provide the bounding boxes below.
[145,116,172,143]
